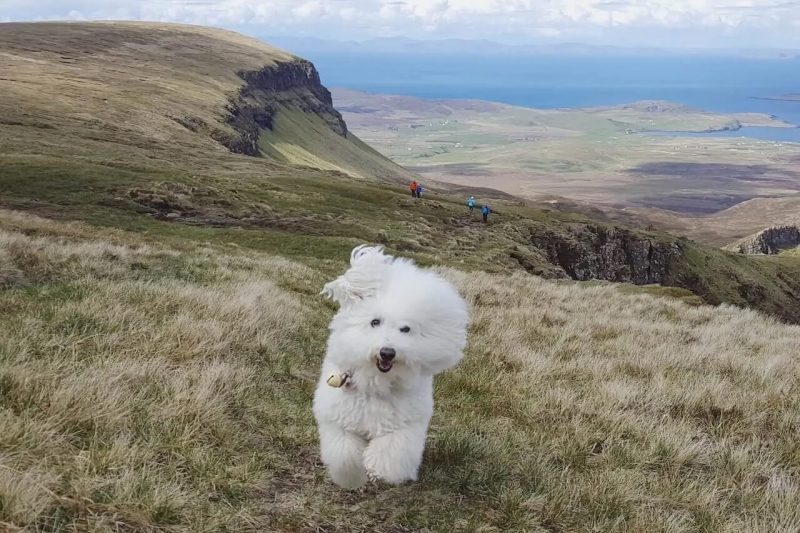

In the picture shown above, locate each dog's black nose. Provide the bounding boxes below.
[379,347,396,361]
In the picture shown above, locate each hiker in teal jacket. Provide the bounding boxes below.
[467,196,476,214]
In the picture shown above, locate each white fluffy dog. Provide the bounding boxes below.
[313,245,469,488]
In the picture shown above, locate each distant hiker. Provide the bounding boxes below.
[467,196,476,214]
[416,183,424,199]
[409,180,418,198]
[481,204,490,223]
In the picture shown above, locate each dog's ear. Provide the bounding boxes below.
[321,245,393,307]
[320,276,353,307]
[349,245,391,265]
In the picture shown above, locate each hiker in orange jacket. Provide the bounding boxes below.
[409,180,418,198]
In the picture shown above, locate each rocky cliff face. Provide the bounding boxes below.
[522,223,682,284]
[736,225,800,255]
[217,59,348,156]
[511,220,800,324]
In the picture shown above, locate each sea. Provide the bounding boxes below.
[305,53,800,143]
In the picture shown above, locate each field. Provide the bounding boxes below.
[3,208,800,531]
[333,89,800,246]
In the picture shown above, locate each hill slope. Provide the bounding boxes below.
[2,21,800,531]
[1,21,800,326]
[1,209,799,530]
[0,22,413,183]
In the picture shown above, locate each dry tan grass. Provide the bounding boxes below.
[0,22,293,155]
[0,22,412,198]
[0,210,325,531]
[439,269,800,529]
[1,208,799,531]
[0,248,25,288]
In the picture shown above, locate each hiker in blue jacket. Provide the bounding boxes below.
[416,183,424,199]
[481,204,490,223]
[467,196,476,214]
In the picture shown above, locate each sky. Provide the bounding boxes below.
[3,0,800,50]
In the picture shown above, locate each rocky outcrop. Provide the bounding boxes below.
[702,120,741,133]
[525,223,682,284]
[736,225,800,255]
[217,59,347,156]
[512,220,800,324]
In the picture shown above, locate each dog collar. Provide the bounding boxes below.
[326,371,351,388]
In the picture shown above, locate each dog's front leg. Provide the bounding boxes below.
[362,423,428,485]
[318,423,368,489]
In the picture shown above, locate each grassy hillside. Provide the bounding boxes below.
[2,22,800,531]
[1,22,800,324]
[0,22,412,187]
[2,208,800,531]
[258,106,413,181]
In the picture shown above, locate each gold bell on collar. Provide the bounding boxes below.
[326,372,350,388]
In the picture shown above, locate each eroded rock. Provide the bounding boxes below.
[528,223,681,284]
[736,225,800,255]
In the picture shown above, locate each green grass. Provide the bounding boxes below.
[260,106,414,182]
[667,240,800,320]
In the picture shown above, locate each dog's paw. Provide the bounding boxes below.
[366,470,380,484]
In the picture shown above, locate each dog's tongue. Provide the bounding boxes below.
[377,359,393,373]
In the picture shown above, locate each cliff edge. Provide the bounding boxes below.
[734,225,800,254]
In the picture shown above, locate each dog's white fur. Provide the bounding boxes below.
[313,245,469,488]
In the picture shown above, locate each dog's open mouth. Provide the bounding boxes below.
[376,358,394,373]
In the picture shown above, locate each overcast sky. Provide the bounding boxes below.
[3,0,800,50]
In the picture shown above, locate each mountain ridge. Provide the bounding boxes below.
[220,58,348,156]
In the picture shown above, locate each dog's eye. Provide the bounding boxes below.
[400,326,411,333]
[370,319,381,328]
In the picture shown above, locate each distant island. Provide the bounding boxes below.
[751,93,800,102]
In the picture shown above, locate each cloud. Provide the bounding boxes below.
[4,0,800,48]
